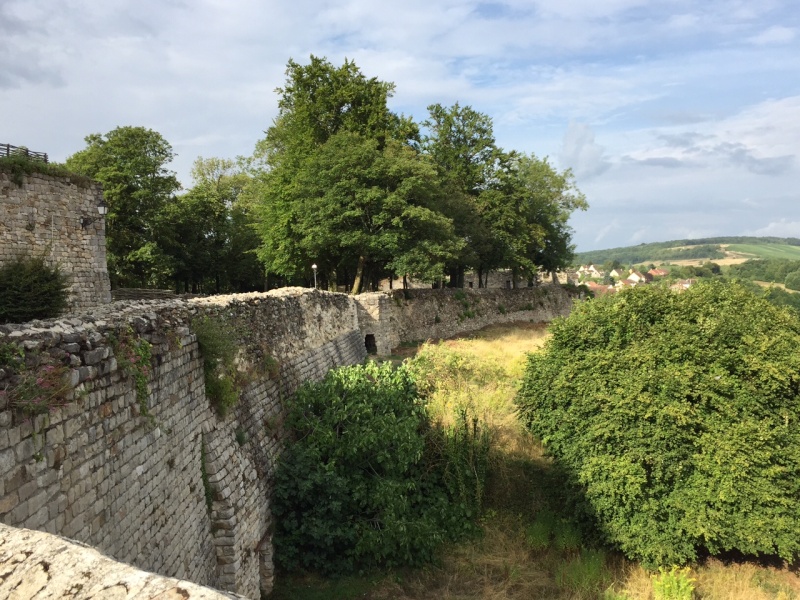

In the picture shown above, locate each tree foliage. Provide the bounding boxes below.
[250,56,587,292]
[160,157,263,293]
[517,281,800,567]
[65,126,181,288]
[272,361,490,574]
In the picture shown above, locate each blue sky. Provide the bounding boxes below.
[2,0,799,251]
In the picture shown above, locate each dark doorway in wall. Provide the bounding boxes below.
[365,334,377,354]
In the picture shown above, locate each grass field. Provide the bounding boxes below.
[269,322,800,600]
[724,243,800,260]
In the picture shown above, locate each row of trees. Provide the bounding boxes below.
[251,56,586,293]
[64,56,587,293]
[64,129,263,292]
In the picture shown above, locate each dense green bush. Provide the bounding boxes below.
[0,255,69,323]
[784,270,800,291]
[517,281,800,567]
[272,360,489,574]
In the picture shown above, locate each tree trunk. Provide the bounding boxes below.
[551,271,558,285]
[351,255,366,294]
[477,267,484,288]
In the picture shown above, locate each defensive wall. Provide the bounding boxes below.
[0,171,112,309]
[0,285,574,598]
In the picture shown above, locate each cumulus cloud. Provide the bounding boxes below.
[749,220,800,237]
[559,122,611,179]
[748,25,795,45]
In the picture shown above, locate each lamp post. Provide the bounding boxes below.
[80,199,108,228]
[311,263,317,289]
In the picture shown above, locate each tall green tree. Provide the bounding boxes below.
[250,56,455,292]
[65,126,181,287]
[421,103,499,286]
[159,157,263,293]
[512,154,587,284]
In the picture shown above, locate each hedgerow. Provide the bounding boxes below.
[272,360,489,575]
[517,281,800,567]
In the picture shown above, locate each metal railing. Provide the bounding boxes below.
[0,143,48,164]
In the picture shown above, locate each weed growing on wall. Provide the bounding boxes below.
[109,327,153,423]
[272,361,491,575]
[6,361,72,417]
[192,316,239,417]
[0,254,69,323]
[0,345,72,417]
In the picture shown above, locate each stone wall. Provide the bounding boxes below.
[0,285,573,598]
[0,288,365,598]
[0,171,112,310]
[356,285,574,355]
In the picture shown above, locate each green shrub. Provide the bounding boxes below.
[0,255,69,323]
[272,361,489,575]
[517,281,800,567]
[784,270,800,291]
[652,567,695,600]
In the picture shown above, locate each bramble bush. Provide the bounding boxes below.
[272,360,490,575]
[517,281,800,567]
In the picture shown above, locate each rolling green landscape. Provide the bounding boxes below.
[576,237,800,266]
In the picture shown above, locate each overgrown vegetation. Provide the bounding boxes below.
[518,281,800,567]
[272,360,490,575]
[0,154,94,188]
[192,316,240,417]
[109,327,153,423]
[0,343,72,417]
[272,323,800,599]
[0,254,70,323]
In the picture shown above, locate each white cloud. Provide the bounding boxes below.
[749,220,800,237]
[560,123,611,179]
[748,25,795,45]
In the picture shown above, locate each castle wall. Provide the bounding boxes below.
[0,286,573,598]
[0,172,111,309]
[0,288,365,598]
[356,285,574,355]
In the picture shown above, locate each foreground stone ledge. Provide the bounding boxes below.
[0,523,246,599]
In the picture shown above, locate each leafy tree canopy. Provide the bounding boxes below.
[517,281,800,567]
[65,126,181,287]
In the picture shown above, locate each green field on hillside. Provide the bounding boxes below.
[576,236,800,266]
[726,243,800,260]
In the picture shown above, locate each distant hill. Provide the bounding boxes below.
[575,237,800,266]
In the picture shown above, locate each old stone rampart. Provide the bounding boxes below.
[0,171,112,309]
[0,288,365,598]
[356,285,574,355]
[0,285,574,598]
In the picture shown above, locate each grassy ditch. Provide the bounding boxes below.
[270,322,800,600]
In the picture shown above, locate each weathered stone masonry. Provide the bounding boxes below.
[0,285,573,598]
[0,171,112,309]
[0,288,366,598]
